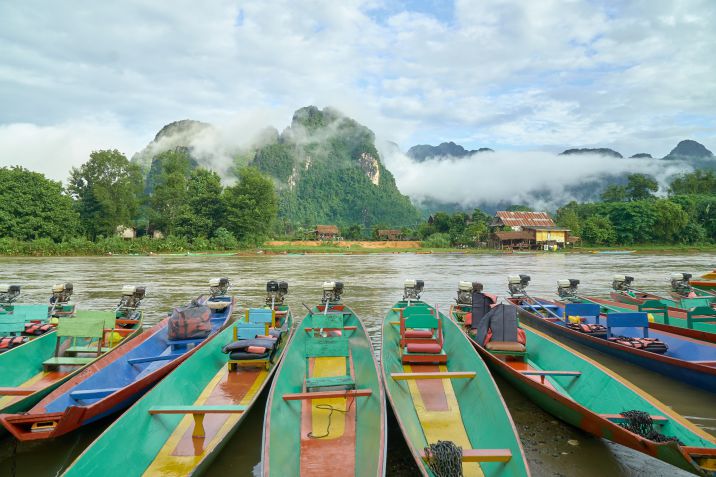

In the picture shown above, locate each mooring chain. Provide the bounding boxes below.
[424,440,463,477]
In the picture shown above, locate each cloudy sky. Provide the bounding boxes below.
[1,0,715,181]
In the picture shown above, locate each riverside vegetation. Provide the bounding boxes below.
[1,106,716,256]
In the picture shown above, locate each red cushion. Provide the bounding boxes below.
[246,346,267,354]
[404,330,434,339]
[407,343,443,354]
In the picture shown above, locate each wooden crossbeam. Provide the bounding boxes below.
[149,405,247,438]
[600,413,667,422]
[420,448,512,463]
[304,326,357,332]
[282,389,373,401]
[391,372,476,380]
[520,370,581,384]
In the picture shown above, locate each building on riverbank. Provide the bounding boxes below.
[489,211,576,250]
[311,225,340,240]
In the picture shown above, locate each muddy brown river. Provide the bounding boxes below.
[0,252,714,476]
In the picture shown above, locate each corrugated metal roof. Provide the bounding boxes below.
[495,211,555,227]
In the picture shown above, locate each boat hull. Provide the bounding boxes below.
[64,304,291,477]
[509,298,716,393]
[382,300,529,477]
[454,307,716,476]
[262,304,386,477]
[0,297,232,441]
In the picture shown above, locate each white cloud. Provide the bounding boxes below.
[0,0,714,182]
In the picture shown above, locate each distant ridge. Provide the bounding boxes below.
[664,139,713,160]
[630,153,652,158]
[559,148,623,158]
[407,141,493,162]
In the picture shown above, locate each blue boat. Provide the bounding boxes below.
[0,279,235,441]
[506,297,716,393]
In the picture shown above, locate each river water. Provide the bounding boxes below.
[0,252,714,476]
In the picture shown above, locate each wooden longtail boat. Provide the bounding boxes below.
[450,292,716,475]
[0,309,142,416]
[507,296,716,393]
[65,283,293,477]
[568,295,716,339]
[262,282,386,477]
[381,281,529,477]
[0,292,233,441]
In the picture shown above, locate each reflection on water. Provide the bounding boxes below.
[0,252,714,476]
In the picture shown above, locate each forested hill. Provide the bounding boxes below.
[252,106,419,228]
[130,107,420,229]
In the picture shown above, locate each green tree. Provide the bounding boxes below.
[555,201,581,236]
[223,167,278,245]
[581,215,616,245]
[0,166,80,241]
[506,205,533,212]
[68,149,143,239]
[669,170,716,195]
[601,184,627,202]
[625,174,658,201]
[652,199,689,243]
[148,150,194,235]
[343,224,363,240]
[174,168,224,238]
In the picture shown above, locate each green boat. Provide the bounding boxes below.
[0,286,146,415]
[381,280,529,477]
[450,283,716,476]
[65,281,293,477]
[262,282,386,477]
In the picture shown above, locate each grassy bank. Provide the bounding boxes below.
[1,236,715,257]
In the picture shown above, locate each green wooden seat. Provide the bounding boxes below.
[43,357,96,366]
[687,306,716,329]
[67,345,113,354]
[43,316,106,368]
[638,300,670,324]
[305,337,354,390]
[680,297,714,309]
[0,314,27,337]
[12,304,51,321]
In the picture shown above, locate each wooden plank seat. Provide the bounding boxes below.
[43,316,107,368]
[399,308,446,364]
[0,314,28,337]
[283,389,372,401]
[304,326,357,332]
[128,353,182,366]
[305,336,355,390]
[206,301,230,310]
[43,357,96,366]
[391,371,476,380]
[520,370,582,384]
[687,306,716,329]
[67,345,113,354]
[70,387,121,400]
[0,387,38,396]
[486,341,526,353]
[167,338,205,352]
[149,405,247,438]
[420,448,512,463]
[600,413,667,423]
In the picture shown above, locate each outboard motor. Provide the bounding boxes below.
[670,273,693,297]
[51,282,73,304]
[0,285,21,305]
[266,280,289,305]
[322,281,344,303]
[403,279,424,301]
[557,279,580,300]
[456,281,481,305]
[612,275,634,292]
[507,275,530,297]
[117,285,146,319]
[209,277,230,297]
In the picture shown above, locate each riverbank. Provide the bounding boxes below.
[1,236,715,257]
